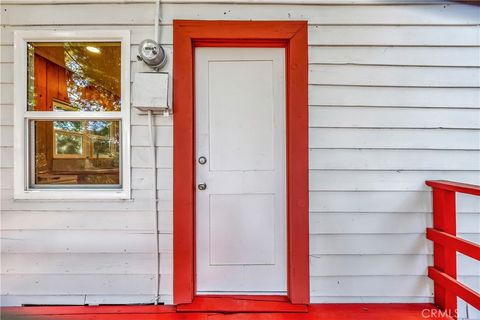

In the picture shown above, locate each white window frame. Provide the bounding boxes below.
[13,30,131,200]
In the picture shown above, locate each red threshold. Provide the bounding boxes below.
[176,295,308,313]
[1,303,453,320]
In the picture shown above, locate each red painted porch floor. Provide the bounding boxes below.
[1,304,453,320]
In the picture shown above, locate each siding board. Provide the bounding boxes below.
[0,46,14,63]
[0,274,172,295]
[310,276,433,297]
[0,168,13,189]
[0,190,172,211]
[2,3,480,26]
[131,168,173,190]
[308,25,480,46]
[309,128,480,150]
[309,65,480,88]
[0,105,14,126]
[309,107,480,129]
[1,253,476,277]
[0,147,14,168]
[309,46,480,67]
[0,211,173,232]
[309,170,480,191]
[310,255,479,277]
[131,126,173,147]
[1,253,172,275]
[0,125,13,147]
[310,86,480,108]
[310,297,433,303]
[131,146,172,168]
[309,234,431,255]
[309,149,480,170]
[0,63,13,84]
[0,84,13,105]
[0,294,173,306]
[0,295,87,306]
[309,191,479,213]
[1,230,173,253]
[309,212,479,234]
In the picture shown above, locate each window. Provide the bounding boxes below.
[14,31,130,199]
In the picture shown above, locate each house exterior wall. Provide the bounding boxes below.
[0,0,479,317]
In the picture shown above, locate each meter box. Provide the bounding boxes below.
[132,72,169,112]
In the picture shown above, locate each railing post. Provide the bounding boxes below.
[432,188,457,317]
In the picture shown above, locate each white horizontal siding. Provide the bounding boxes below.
[310,86,480,107]
[1,274,172,295]
[1,211,173,232]
[0,149,13,169]
[309,128,480,150]
[309,65,480,88]
[309,170,480,191]
[1,253,172,275]
[0,294,173,306]
[309,191,480,213]
[2,252,477,277]
[2,3,480,26]
[0,1,479,316]
[3,211,478,234]
[310,255,479,276]
[310,149,480,170]
[1,230,173,253]
[308,46,480,67]
[310,107,480,129]
[131,147,172,168]
[309,212,479,234]
[310,276,434,297]
[310,233,480,255]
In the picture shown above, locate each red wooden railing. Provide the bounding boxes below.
[425,180,480,318]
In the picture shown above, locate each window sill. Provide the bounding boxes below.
[13,189,131,200]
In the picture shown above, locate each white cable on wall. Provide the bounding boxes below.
[154,0,160,43]
[150,0,162,305]
[148,109,160,305]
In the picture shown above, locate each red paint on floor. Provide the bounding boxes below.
[1,304,453,320]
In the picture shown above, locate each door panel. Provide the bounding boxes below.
[195,47,286,294]
[208,60,275,171]
[209,194,275,265]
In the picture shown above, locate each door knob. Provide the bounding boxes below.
[198,183,207,191]
[198,156,207,165]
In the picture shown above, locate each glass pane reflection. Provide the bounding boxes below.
[32,120,120,186]
[27,42,121,112]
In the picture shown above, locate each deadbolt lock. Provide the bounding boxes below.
[198,156,207,165]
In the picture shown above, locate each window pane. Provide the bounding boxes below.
[31,120,121,186]
[27,42,121,111]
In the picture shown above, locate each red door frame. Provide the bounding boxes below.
[173,20,309,307]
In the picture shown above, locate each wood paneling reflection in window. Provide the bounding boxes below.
[27,42,121,112]
[33,120,120,185]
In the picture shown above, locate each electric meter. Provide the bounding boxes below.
[137,39,167,70]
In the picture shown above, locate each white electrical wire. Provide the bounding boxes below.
[153,0,162,305]
[152,0,162,305]
[148,109,160,305]
[154,0,160,43]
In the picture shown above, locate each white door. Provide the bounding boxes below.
[195,47,286,294]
